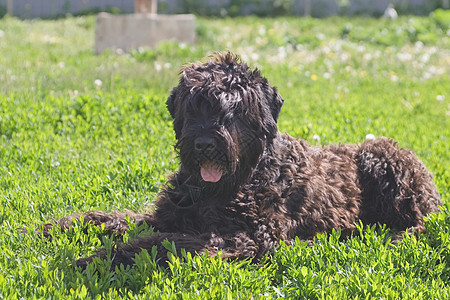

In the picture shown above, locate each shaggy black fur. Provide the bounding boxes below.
[45,52,441,269]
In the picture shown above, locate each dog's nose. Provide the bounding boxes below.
[195,137,215,152]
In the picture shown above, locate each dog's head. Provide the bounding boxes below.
[166,52,284,185]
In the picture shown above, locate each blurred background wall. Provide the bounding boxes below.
[0,0,448,19]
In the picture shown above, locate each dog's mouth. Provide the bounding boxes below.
[200,162,224,183]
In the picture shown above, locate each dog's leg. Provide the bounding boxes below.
[76,231,261,270]
[390,224,427,245]
[357,137,441,231]
[76,232,212,269]
[42,210,157,238]
[206,232,261,260]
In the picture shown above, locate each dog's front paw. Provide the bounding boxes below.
[75,249,110,271]
[42,223,55,239]
[75,257,93,270]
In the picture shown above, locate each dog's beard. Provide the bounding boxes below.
[177,128,238,184]
[176,117,267,190]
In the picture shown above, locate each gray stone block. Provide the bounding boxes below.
[94,13,196,54]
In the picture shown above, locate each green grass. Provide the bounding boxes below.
[0,13,449,299]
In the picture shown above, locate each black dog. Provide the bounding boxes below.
[46,52,441,268]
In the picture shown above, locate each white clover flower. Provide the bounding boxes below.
[277,46,287,60]
[154,62,162,72]
[365,134,376,140]
[43,35,57,44]
[70,90,79,98]
[428,47,438,54]
[258,26,266,36]
[331,39,343,51]
[420,53,430,63]
[312,134,321,142]
[414,41,424,50]
[363,53,372,61]
[250,53,259,61]
[296,44,304,51]
[322,46,331,54]
[357,45,366,52]
[390,75,399,82]
[94,79,103,87]
[304,53,317,63]
[422,72,432,80]
[436,95,445,102]
[427,65,444,76]
[397,52,412,61]
[340,53,350,62]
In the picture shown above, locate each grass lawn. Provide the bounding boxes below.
[0,12,449,299]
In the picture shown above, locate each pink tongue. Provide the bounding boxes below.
[200,165,223,182]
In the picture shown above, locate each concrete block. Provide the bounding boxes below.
[94,13,195,54]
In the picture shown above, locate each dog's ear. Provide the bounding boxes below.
[166,87,183,139]
[166,87,177,120]
[269,87,284,123]
[260,86,284,140]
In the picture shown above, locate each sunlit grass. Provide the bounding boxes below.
[0,13,449,298]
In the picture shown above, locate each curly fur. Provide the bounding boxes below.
[46,52,441,269]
